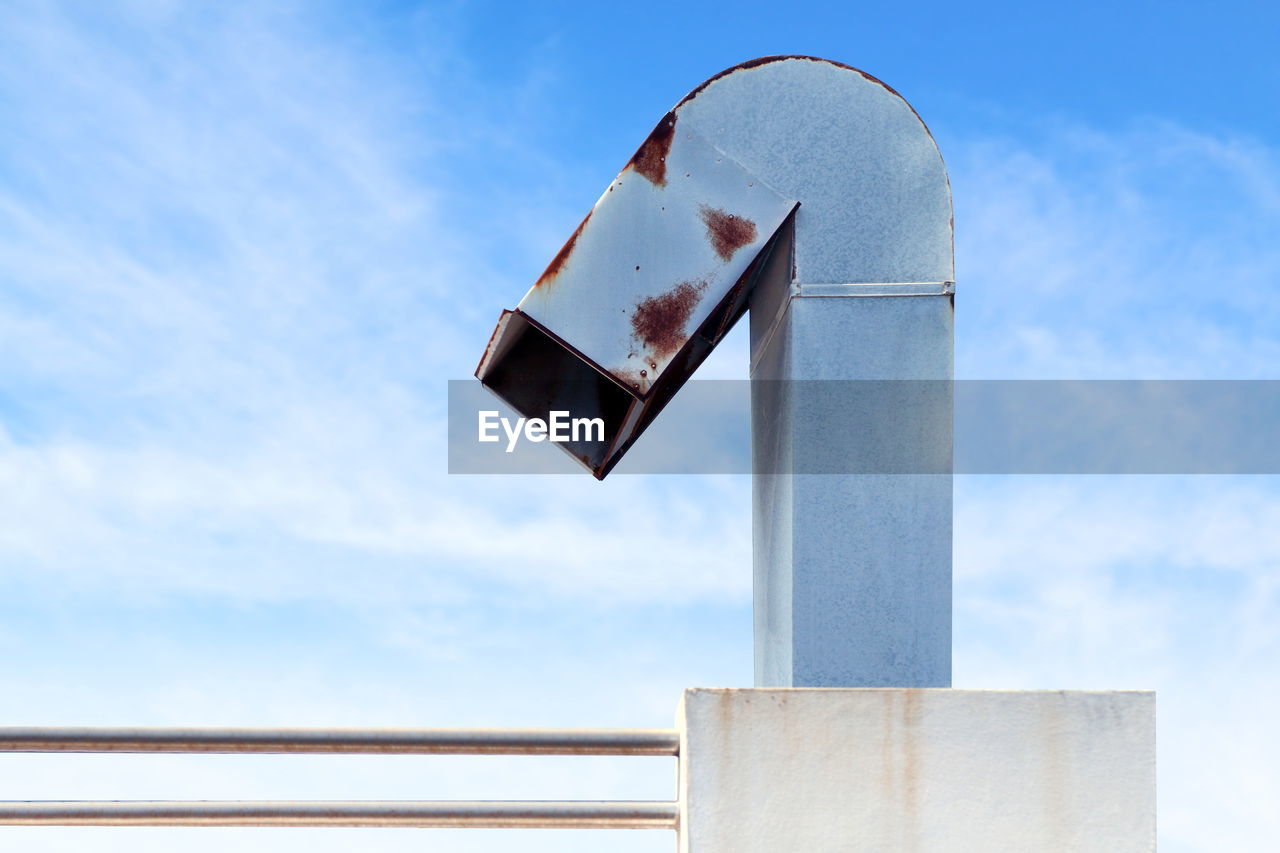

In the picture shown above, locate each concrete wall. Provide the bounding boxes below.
[678,688,1155,853]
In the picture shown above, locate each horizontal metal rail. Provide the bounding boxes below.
[0,727,680,756]
[0,726,680,829]
[0,800,679,829]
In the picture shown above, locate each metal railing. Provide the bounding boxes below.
[0,726,680,830]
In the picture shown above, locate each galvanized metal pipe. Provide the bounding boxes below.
[672,56,955,688]
[0,801,678,829]
[0,727,680,756]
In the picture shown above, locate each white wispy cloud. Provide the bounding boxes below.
[0,0,751,617]
[954,118,1280,379]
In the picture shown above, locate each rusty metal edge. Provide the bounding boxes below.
[674,55,937,143]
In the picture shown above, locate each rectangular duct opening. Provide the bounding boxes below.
[477,310,640,475]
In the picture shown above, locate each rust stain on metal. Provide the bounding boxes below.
[535,210,592,288]
[630,279,708,359]
[626,112,677,187]
[699,205,757,261]
[612,367,646,390]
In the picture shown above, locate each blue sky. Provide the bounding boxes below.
[1,1,1278,850]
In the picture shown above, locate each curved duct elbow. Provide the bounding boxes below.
[475,56,953,479]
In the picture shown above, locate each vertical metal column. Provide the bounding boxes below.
[672,57,955,687]
[749,273,953,687]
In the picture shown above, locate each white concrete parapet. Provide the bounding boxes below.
[678,688,1155,852]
